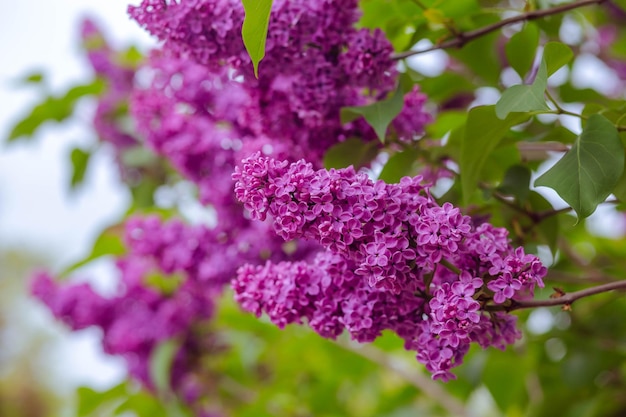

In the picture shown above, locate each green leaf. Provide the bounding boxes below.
[612,151,626,202]
[63,224,126,275]
[323,138,377,170]
[483,348,530,413]
[150,338,181,398]
[144,271,185,295]
[495,60,549,119]
[460,105,531,204]
[528,191,559,253]
[379,148,419,183]
[77,383,127,417]
[7,79,105,143]
[498,165,531,203]
[341,86,404,143]
[70,147,91,189]
[15,71,46,85]
[241,0,273,78]
[535,114,624,220]
[505,23,539,78]
[543,41,574,76]
[121,146,157,167]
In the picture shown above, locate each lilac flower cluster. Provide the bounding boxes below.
[233,153,547,380]
[127,0,431,218]
[81,19,139,153]
[31,215,314,413]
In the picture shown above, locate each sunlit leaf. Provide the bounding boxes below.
[241,0,273,77]
[7,79,105,143]
[543,41,574,76]
[63,223,126,275]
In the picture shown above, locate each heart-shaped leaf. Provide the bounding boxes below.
[496,60,549,119]
[535,114,624,220]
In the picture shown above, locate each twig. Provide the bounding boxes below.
[337,340,469,417]
[486,279,626,311]
[393,0,608,60]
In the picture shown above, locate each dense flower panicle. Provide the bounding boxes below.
[80,17,142,177]
[233,154,547,379]
[234,251,425,343]
[31,215,316,396]
[127,0,422,170]
[392,86,433,142]
[127,1,431,244]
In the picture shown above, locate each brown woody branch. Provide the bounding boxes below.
[486,279,626,312]
[393,0,608,60]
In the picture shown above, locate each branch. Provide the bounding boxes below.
[337,340,470,417]
[393,0,607,60]
[486,280,626,312]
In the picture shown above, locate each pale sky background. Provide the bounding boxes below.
[0,0,154,392]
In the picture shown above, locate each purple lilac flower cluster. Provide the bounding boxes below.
[31,215,314,413]
[81,19,139,154]
[127,0,431,217]
[232,153,547,380]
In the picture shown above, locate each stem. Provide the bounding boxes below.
[440,259,461,275]
[486,280,626,312]
[337,340,470,417]
[393,0,608,60]
[545,91,626,131]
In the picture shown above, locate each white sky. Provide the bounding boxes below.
[0,0,154,391]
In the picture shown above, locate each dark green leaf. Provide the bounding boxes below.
[496,60,549,119]
[543,41,574,76]
[70,147,91,189]
[535,114,624,220]
[483,348,530,412]
[379,148,419,183]
[341,86,404,143]
[528,191,559,252]
[498,165,531,203]
[505,23,539,78]
[241,0,273,77]
[449,21,500,85]
[612,151,626,202]
[323,138,377,169]
[460,105,531,204]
